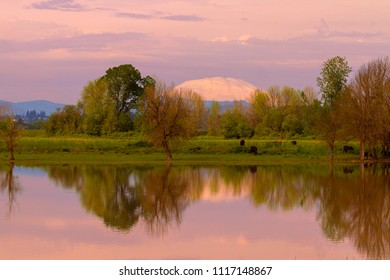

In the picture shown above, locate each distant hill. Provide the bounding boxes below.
[176,77,259,101]
[0,100,66,116]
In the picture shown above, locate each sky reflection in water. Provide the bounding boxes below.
[0,163,389,260]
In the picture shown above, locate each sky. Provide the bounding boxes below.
[1,0,390,104]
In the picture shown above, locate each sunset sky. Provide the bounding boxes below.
[1,0,389,103]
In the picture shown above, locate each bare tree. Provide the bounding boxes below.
[0,104,22,161]
[342,57,390,160]
[140,81,204,161]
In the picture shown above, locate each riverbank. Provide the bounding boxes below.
[0,132,378,164]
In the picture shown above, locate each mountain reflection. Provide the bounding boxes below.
[32,163,390,258]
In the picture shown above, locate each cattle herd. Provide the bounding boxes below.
[240,140,390,160]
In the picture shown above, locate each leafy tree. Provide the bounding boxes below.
[300,87,321,136]
[207,101,221,136]
[317,56,352,107]
[140,81,204,161]
[247,89,270,133]
[220,110,240,139]
[103,64,155,132]
[249,86,305,137]
[79,79,117,135]
[316,56,352,160]
[45,105,83,135]
[221,102,253,139]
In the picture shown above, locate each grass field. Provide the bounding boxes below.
[0,130,368,164]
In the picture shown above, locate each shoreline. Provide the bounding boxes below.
[1,151,389,165]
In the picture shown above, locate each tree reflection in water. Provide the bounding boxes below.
[139,164,199,236]
[318,164,390,259]
[41,163,390,259]
[248,164,390,259]
[45,164,203,236]
[46,165,143,232]
[0,163,20,215]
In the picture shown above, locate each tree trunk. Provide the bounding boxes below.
[329,142,334,161]
[9,146,15,161]
[360,141,365,161]
[162,141,173,161]
[8,116,16,161]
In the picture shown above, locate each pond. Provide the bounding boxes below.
[0,163,389,259]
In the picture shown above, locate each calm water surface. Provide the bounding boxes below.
[0,163,389,259]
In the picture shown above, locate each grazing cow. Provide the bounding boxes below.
[291,140,297,145]
[343,146,354,153]
[250,146,258,155]
[343,167,353,174]
[364,151,373,159]
[240,139,245,146]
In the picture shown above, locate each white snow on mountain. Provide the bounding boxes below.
[176,77,259,101]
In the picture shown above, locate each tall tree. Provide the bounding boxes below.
[316,56,352,160]
[247,89,270,134]
[317,56,352,107]
[79,79,116,135]
[342,57,390,160]
[140,81,204,161]
[103,64,155,132]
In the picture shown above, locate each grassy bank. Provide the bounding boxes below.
[0,131,367,164]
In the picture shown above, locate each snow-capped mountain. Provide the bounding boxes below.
[176,77,258,101]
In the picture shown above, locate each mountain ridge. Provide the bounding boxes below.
[0,100,66,115]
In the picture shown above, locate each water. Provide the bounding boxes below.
[0,163,389,259]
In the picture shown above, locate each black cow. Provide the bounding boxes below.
[240,139,245,146]
[291,140,297,145]
[343,167,353,174]
[364,151,373,159]
[250,146,258,155]
[343,146,354,153]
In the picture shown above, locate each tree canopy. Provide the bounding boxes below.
[103,64,155,115]
[317,56,352,107]
[140,81,204,160]
[316,56,352,160]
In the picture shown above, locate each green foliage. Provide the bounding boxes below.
[45,105,83,136]
[220,110,240,139]
[207,101,221,136]
[249,86,311,138]
[220,102,253,139]
[79,79,116,136]
[317,56,352,107]
[316,56,352,160]
[104,64,155,116]
[116,112,134,132]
